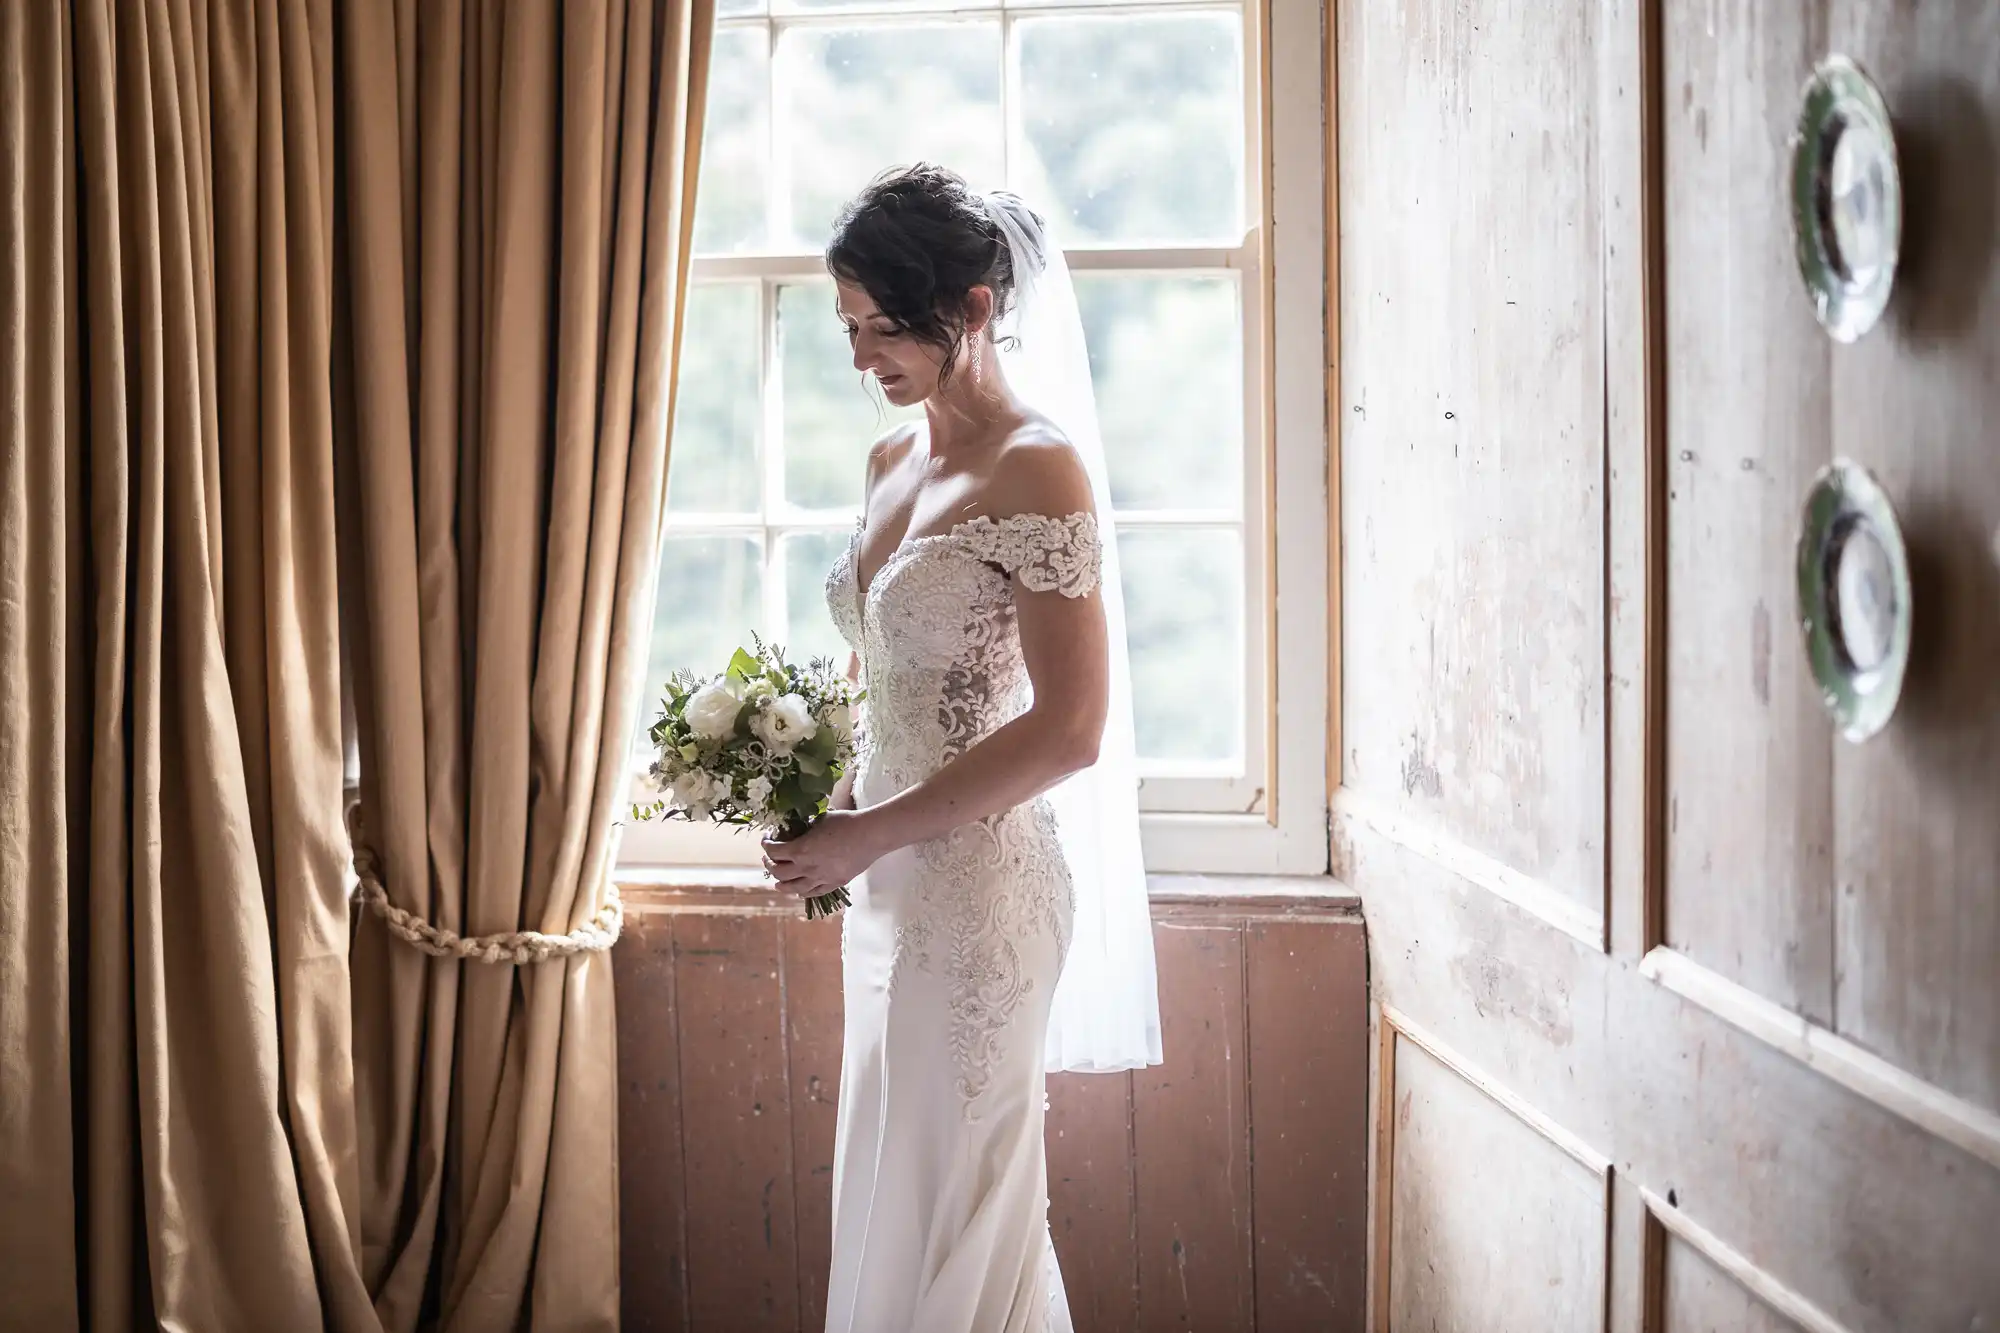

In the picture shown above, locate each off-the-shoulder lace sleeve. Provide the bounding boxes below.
[957,512,1102,598]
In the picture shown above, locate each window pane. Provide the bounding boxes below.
[719,0,765,15]
[783,530,858,667]
[1016,13,1244,245]
[1078,274,1243,513]
[777,0,990,10]
[693,26,770,254]
[667,284,762,514]
[633,536,764,754]
[778,280,920,512]
[1119,527,1243,764]
[777,23,1004,249]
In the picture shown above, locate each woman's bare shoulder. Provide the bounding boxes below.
[984,422,1095,522]
[867,421,923,475]
[862,422,924,513]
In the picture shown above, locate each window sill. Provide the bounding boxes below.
[614,866,1359,918]
[1146,871,1357,911]
[616,808,1333,881]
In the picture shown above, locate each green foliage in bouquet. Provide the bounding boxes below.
[632,637,863,919]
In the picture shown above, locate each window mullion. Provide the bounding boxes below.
[1240,230,1270,807]
[765,17,789,251]
[1001,10,1018,190]
[691,245,1251,282]
[760,276,787,644]
[756,1,1238,28]
[759,13,785,649]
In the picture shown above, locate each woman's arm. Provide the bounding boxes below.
[828,762,857,813]
[765,439,1108,897]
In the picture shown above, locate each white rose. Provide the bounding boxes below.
[684,680,742,741]
[750,694,818,752]
[744,775,774,808]
[819,701,854,739]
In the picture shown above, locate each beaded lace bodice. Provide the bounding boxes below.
[826,511,1103,805]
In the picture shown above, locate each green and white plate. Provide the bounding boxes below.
[1795,460,1912,742]
[1789,56,1902,342]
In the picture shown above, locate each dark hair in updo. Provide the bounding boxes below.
[825,164,1042,388]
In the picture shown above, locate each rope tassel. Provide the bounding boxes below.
[346,805,624,963]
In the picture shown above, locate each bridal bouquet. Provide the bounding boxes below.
[633,639,863,919]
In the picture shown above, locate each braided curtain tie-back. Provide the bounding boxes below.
[346,805,624,964]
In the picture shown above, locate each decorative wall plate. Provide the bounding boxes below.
[1789,56,1902,342]
[1796,460,1912,742]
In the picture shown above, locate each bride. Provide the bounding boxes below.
[761,164,1162,1332]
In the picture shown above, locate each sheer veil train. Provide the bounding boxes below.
[981,191,1162,1075]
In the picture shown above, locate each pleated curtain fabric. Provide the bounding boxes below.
[0,2,711,1328]
[333,1,710,1328]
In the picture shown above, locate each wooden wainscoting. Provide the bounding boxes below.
[614,882,1368,1333]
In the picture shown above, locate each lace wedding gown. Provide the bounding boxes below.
[819,509,1101,1333]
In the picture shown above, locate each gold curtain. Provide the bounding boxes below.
[333,0,709,1328]
[2,2,345,1326]
[0,1,709,1328]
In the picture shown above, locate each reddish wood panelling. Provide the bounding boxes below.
[615,893,1366,1332]
[615,912,690,1329]
[1135,922,1256,1330]
[1246,921,1371,1326]
[783,919,843,1332]
[673,915,800,1329]
[1046,1068,1138,1333]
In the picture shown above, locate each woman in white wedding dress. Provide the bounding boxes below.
[761,165,1162,1333]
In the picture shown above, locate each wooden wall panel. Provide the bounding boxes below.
[1818,1,2000,1118]
[1658,1239,1804,1333]
[781,918,842,1330]
[1383,1035,1606,1333]
[672,915,800,1330]
[1348,817,2000,1332]
[1336,0,1606,919]
[1133,922,1255,1331]
[1342,0,2000,1328]
[1642,1192,1854,1333]
[1046,1069,1138,1333]
[1247,921,1369,1328]
[1658,0,2000,1117]
[615,894,1366,1332]
[1660,0,1838,1023]
[616,913,691,1332]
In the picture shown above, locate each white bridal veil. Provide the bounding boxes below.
[983,191,1163,1074]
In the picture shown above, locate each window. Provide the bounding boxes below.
[621,0,1327,876]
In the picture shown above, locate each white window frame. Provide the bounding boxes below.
[618,0,1326,877]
